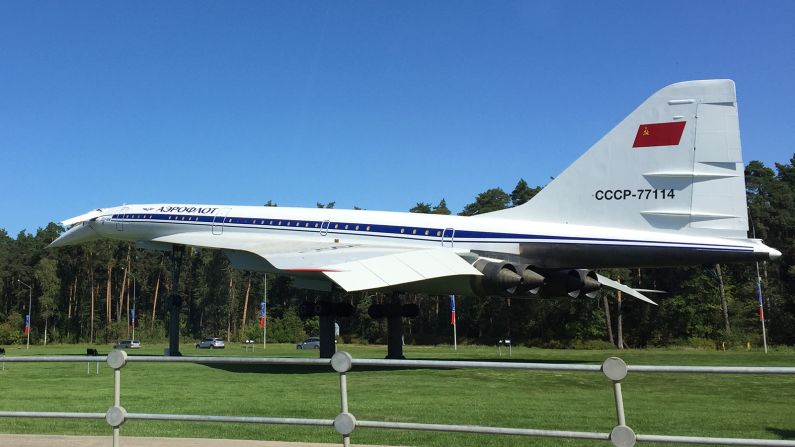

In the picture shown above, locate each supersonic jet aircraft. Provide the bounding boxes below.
[51,80,781,305]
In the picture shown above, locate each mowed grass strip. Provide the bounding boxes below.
[0,343,792,446]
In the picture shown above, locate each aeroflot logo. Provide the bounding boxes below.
[155,206,219,214]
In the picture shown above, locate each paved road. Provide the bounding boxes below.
[0,434,381,447]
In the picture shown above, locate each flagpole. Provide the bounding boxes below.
[263,276,267,350]
[450,295,457,351]
[18,279,32,349]
[132,274,136,341]
[453,318,457,351]
[755,262,768,353]
[750,219,768,353]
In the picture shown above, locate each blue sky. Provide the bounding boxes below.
[1,1,794,236]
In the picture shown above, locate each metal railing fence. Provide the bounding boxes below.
[0,352,794,447]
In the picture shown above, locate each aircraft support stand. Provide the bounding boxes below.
[319,312,336,359]
[168,246,184,357]
[386,293,405,360]
[319,292,336,359]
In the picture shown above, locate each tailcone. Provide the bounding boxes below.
[768,247,782,260]
[751,239,781,261]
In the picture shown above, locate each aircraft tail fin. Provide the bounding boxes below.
[486,80,748,238]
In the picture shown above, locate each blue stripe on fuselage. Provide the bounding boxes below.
[111,213,753,252]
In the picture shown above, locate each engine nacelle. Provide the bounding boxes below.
[539,269,600,298]
[471,259,523,297]
[516,265,545,295]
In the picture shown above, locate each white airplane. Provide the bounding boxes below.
[50,80,780,305]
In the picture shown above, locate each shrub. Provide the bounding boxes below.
[98,321,129,344]
[243,308,307,343]
[135,318,166,343]
[240,322,263,343]
[302,316,319,339]
[0,312,23,345]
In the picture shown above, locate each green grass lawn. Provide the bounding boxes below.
[0,342,793,446]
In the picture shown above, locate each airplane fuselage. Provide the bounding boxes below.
[60,203,777,276]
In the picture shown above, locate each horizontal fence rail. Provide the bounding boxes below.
[126,413,334,427]
[626,365,795,374]
[1,353,794,447]
[351,357,604,371]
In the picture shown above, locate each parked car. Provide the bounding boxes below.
[114,340,141,349]
[195,337,225,349]
[296,337,321,349]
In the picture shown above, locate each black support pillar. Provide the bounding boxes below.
[319,311,336,359]
[386,293,405,359]
[319,293,337,359]
[168,246,184,357]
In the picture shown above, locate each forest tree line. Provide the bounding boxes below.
[1,155,794,348]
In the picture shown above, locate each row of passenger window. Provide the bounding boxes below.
[240,219,441,237]
[118,214,155,220]
[217,218,442,237]
[117,214,443,238]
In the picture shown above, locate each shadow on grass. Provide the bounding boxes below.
[767,427,795,440]
[200,356,596,375]
[202,363,445,374]
[415,357,598,365]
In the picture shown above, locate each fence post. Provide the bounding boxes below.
[602,357,635,447]
[331,352,355,447]
[105,351,129,447]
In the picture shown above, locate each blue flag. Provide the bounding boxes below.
[450,295,456,325]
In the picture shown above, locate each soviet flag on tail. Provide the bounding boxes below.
[632,121,687,148]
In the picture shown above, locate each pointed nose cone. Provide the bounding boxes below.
[768,247,782,260]
[49,222,100,248]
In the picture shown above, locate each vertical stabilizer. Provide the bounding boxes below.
[486,80,748,238]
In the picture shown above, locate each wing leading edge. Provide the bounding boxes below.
[151,233,482,292]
